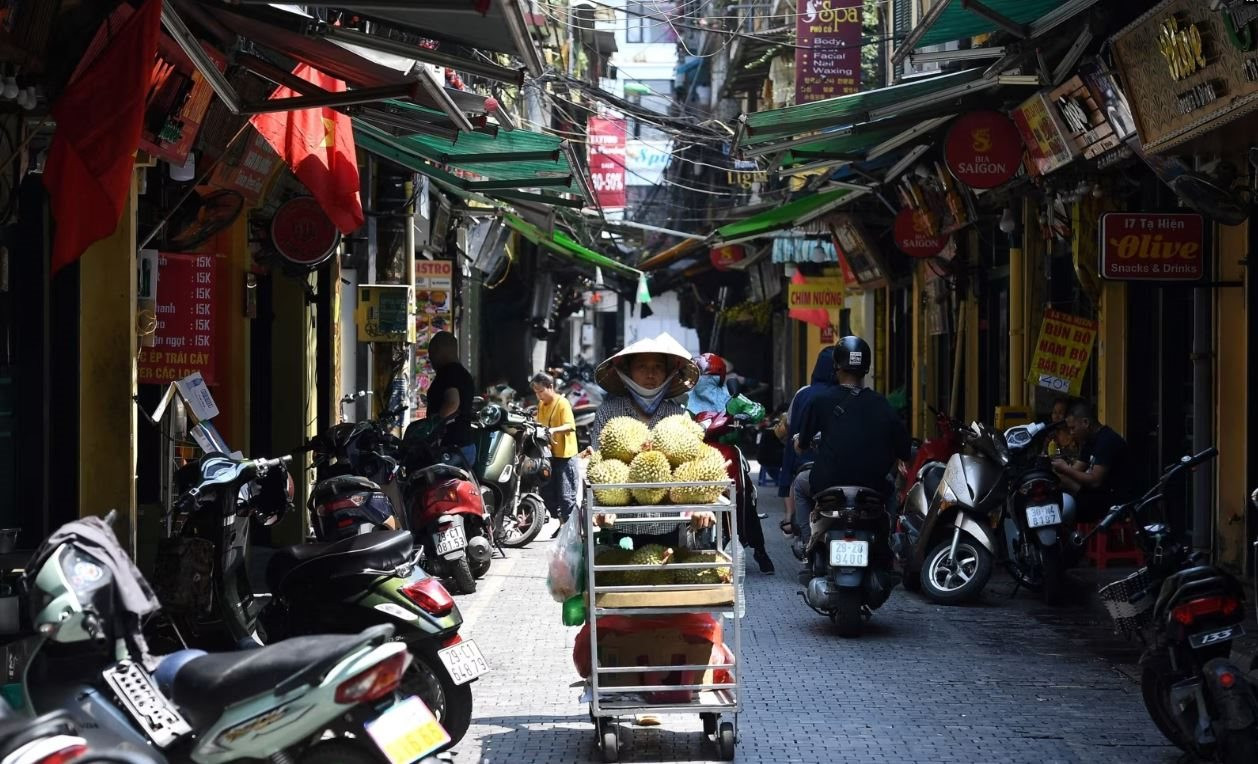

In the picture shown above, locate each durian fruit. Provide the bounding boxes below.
[627,451,672,504]
[599,417,650,463]
[624,544,674,586]
[588,450,603,466]
[588,458,632,506]
[595,547,633,586]
[670,457,729,504]
[673,550,733,585]
[650,415,706,467]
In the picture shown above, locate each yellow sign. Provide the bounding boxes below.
[787,277,844,309]
[1158,15,1205,81]
[356,284,416,343]
[1026,309,1098,396]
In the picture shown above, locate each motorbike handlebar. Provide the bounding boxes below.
[1183,447,1218,470]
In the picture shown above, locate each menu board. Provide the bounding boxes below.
[412,260,454,413]
[138,253,217,385]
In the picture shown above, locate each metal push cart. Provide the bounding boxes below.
[583,478,742,762]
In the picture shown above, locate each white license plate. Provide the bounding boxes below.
[438,638,490,685]
[434,526,467,556]
[1026,504,1062,528]
[365,695,450,764]
[829,539,869,567]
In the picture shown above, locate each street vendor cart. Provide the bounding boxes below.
[581,477,742,762]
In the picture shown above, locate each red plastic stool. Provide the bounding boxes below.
[1076,521,1144,570]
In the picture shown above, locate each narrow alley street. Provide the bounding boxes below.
[451,485,1178,764]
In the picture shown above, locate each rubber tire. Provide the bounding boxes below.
[299,740,380,764]
[450,557,477,594]
[1140,658,1194,752]
[1041,544,1067,606]
[833,587,864,638]
[499,494,546,548]
[601,725,619,763]
[717,721,736,760]
[919,537,993,605]
[1220,731,1258,764]
[403,643,474,750]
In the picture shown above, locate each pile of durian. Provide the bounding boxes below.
[586,415,729,506]
[595,544,733,586]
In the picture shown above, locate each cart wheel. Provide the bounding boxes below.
[702,713,718,736]
[716,721,736,760]
[600,725,620,763]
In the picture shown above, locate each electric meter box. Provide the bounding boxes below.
[356,284,415,343]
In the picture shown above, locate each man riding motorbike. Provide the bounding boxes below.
[793,336,910,577]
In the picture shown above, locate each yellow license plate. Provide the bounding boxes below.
[365,695,451,764]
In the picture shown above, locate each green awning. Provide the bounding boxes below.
[737,68,986,150]
[917,0,1070,48]
[713,188,850,243]
[503,213,642,277]
[354,120,586,208]
[777,126,905,168]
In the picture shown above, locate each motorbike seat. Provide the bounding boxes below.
[267,529,414,591]
[312,475,383,501]
[919,463,946,501]
[167,625,395,730]
[814,485,885,509]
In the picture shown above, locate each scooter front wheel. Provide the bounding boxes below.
[920,537,991,605]
[832,587,863,637]
[499,494,546,548]
[450,558,477,594]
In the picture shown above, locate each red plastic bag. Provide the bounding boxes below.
[574,614,725,702]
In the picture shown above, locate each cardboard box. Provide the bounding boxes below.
[594,585,734,610]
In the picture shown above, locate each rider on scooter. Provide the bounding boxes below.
[792,336,911,576]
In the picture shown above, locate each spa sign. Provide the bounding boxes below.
[1099,212,1203,281]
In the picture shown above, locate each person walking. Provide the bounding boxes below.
[531,372,579,538]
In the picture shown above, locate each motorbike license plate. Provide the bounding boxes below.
[434,526,467,556]
[437,638,490,685]
[1026,504,1062,528]
[829,539,869,568]
[366,695,450,764]
[1189,623,1245,649]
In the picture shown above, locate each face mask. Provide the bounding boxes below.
[618,369,678,414]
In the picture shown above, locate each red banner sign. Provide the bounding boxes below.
[710,245,746,270]
[794,0,862,103]
[944,111,1023,189]
[893,208,948,258]
[139,253,217,385]
[1099,212,1203,281]
[587,117,626,209]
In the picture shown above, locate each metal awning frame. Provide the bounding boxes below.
[892,0,1103,66]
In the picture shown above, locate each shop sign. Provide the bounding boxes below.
[892,208,948,258]
[1048,75,1124,161]
[413,260,454,407]
[828,215,886,286]
[1111,0,1258,153]
[1026,309,1098,396]
[1010,91,1078,177]
[587,117,626,209]
[794,0,863,103]
[820,324,837,343]
[1099,212,1203,281]
[625,140,671,186]
[271,197,340,268]
[787,277,844,310]
[943,111,1023,189]
[710,245,746,270]
[138,253,218,386]
[209,131,282,204]
[357,284,415,343]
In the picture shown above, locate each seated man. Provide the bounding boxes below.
[1052,400,1132,522]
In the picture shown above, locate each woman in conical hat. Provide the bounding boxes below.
[589,332,700,446]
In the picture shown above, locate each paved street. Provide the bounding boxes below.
[448,476,1182,764]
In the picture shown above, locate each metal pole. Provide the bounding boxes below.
[1191,284,1212,550]
[1008,240,1025,407]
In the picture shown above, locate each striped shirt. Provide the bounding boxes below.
[591,395,687,537]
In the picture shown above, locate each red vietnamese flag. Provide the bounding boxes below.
[788,269,831,330]
[250,64,364,234]
[44,0,162,274]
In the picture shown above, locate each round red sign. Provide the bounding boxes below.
[710,244,746,270]
[943,111,1023,190]
[271,196,340,267]
[893,208,948,258]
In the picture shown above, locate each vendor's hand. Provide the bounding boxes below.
[579,447,594,459]
[593,513,616,528]
[689,512,716,531]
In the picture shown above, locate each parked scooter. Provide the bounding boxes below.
[895,405,962,507]
[473,400,549,547]
[898,420,1075,605]
[401,417,495,593]
[694,408,773,573]
[1083,449,1257,763]
[308,403,408,533]
[20,512,440,763]
[160,453,482,748]
[798,484,898,636]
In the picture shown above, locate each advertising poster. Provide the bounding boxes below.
[138,253,217,385]
[587,117,626,209]
[794,0,863,103]
[1026,309,1098,396]
[413,259,455,413]
[1011,91,1078,177]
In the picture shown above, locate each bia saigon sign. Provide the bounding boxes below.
[943,111,1024,189]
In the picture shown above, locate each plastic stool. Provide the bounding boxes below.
[1076,521,1144,570]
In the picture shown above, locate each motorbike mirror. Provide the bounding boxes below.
[1251,487,1258,508]
[103,509,118,527]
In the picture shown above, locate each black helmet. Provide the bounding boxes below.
[834,336,871,376]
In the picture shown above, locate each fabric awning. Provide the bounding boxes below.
[712,189,851,244]
[503,214,642,277]
[895,0,1102,62]
[736,68,988,151]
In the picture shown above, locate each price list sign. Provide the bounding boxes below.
[139,253,217,385]
[795,0,863,103]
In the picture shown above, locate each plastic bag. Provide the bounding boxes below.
[546,515,585,603]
